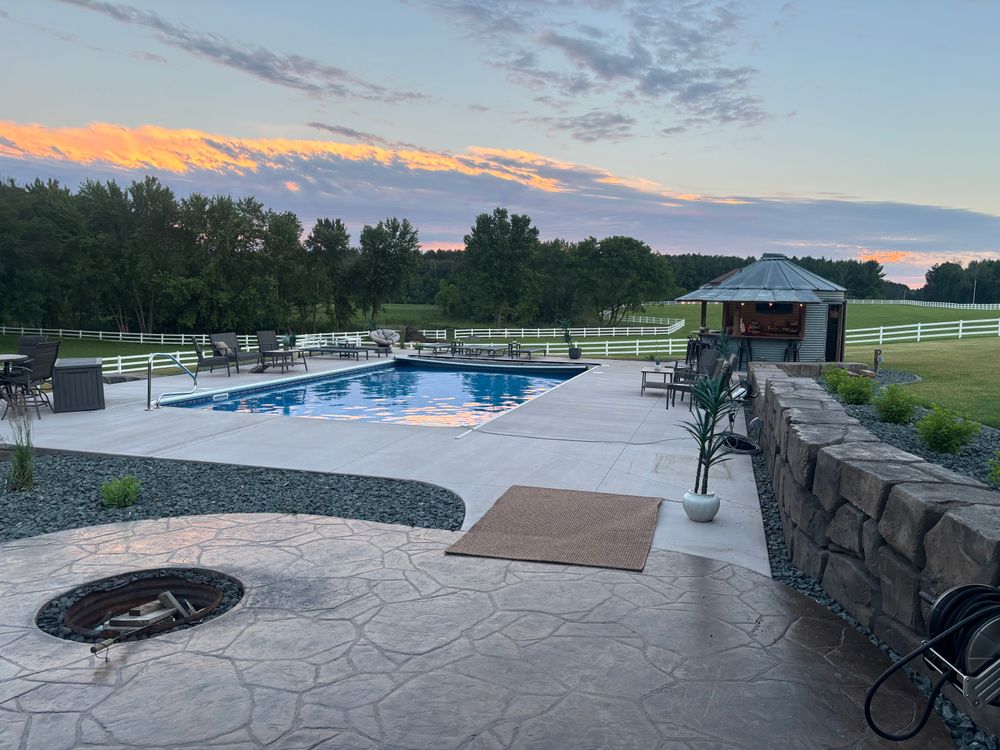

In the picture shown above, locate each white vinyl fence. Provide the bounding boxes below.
[844,317,1000,345]
[452,321,684,339]
[847,299,1000,310]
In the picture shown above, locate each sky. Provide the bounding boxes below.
[1,0,998,287]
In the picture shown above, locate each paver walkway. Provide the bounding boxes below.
[0,513,948,749]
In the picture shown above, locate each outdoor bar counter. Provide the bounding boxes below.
[677,254,848,364]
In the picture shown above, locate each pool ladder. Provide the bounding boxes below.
[146,354,198,410]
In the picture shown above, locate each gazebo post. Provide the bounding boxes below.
[700,301,707,330]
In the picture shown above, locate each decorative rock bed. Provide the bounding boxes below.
[749,361,1000,745]
[0,452,465,544]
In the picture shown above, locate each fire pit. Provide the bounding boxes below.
[36,567,244,644]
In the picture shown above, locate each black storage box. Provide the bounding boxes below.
[53,358,106,413]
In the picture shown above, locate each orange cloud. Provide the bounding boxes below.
[857,249,913,263]
[0,121,763,205]
[0,121,573,193]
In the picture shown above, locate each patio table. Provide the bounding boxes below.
[0,354,28,399]
[259,349,308,373]
[640,367,673,396]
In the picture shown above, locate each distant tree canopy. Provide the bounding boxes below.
[1,174,988,333]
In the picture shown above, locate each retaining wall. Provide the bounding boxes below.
[749,362,1000,734]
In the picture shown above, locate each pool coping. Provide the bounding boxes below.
[159,355,592,415]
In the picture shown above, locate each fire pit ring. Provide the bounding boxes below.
[36,567,244,643]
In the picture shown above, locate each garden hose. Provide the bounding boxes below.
[864,584,1000,741]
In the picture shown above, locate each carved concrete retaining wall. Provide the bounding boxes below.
[749,362,1000,734]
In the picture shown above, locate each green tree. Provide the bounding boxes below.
[305,218,356,330]
[578,236,673,324]
[354,217,421,321]
[462,207,539,326]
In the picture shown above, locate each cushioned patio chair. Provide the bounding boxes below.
[192,337,232,376]
[210,333,258,373]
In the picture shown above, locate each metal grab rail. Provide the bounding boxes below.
[146,353,198,411]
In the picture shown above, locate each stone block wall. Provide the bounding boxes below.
[749,363,1000,734]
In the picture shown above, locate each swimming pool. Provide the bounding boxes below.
[165,359,585,427]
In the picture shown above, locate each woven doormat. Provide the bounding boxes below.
[446,485,662,571]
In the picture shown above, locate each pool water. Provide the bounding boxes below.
[169,361,580,427]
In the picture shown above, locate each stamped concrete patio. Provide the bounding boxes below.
[0,513,949,749]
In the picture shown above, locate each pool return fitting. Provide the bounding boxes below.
[865,584,1000,741]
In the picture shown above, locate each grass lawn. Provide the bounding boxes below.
[845,337,1000,428]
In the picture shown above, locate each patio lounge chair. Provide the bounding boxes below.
[304,341,367,360]
[210,333,258,374]
[509,342,544,360]
[420,342,453,356]
[192,337,232,376]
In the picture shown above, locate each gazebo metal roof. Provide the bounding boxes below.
[675,254,845,304]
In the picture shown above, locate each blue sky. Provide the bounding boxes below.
[1,0,997,286]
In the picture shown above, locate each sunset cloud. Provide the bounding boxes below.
[1,119,997,287]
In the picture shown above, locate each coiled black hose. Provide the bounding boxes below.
[864,585,1000,741]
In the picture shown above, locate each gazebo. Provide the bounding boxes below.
[675,254,847,364]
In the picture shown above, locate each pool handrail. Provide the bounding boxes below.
[146,353,198,410]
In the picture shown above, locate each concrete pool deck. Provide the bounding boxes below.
[25,353,770,575]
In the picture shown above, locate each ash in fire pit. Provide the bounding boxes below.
[36,568,244,644]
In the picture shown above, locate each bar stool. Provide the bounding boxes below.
[737,338,753,371]
[783,341,800,362]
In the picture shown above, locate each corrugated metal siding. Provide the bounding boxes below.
[801,303,828,361]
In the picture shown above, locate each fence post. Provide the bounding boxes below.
[959,320,964,339]
[116,356,123,374]
[916,322,922,342]
[879,327,884,345]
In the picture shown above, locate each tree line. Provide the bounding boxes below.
[2,175,980,335]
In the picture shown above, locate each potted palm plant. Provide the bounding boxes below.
[559,319,582,359]
[680,374,740,522]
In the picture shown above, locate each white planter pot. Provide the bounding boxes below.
[683,490,720,522]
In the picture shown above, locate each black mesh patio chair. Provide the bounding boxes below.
[210,333,258,373]
[2,341,59,419]
[192,337,232,376]
[17,335,47,358]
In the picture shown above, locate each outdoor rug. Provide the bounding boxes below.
[445,485,662,571]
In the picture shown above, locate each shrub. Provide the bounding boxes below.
[915,405,980,454]
[873,384,917,424]
[4,396,33,492]
[101,475,141,508]
[987,451,1000,489]
[822,366,851,391]
[837,376,875,405]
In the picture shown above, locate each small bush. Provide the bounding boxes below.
[837,376,875,405]
[987,451,1000,489]
[822,366,851,391]
[915,405,980,454]
[101,475,141,508]
[873,384,917,424]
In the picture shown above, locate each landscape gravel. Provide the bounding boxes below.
[749,405,998,750]
[825,368,999,485]
[0,452,465,545]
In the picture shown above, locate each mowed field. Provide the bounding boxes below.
[845,337,1000,428]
